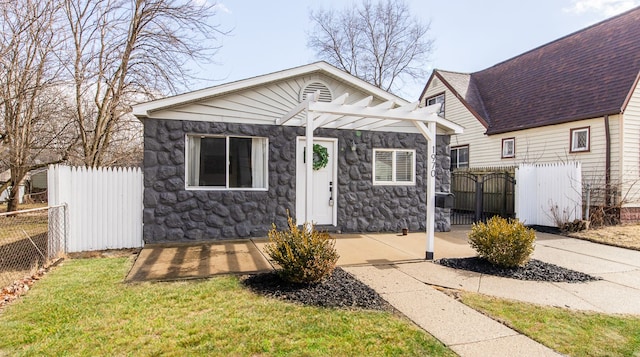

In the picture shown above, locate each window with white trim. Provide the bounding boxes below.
[425,93,445,116]
[570,127,590,153]
[502,138,515,158]
[373,149,415,185]
[450,145,469,169]
[186,135,268,189]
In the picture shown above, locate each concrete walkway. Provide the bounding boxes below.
[344,230,640,356]
[126,228,640,356]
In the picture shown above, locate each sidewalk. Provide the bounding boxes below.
[346,231,640,356]
[345,264,561,357]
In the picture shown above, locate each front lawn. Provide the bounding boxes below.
[459,292,640,356]
[0,257,454,356]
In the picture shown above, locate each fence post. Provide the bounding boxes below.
[474,178,484,222]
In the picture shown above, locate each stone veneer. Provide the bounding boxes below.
[143,119,452,243]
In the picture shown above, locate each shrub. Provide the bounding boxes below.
[468,216,535,268]
[265,216,339,284]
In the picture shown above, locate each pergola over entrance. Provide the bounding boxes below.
[276,92,463,260]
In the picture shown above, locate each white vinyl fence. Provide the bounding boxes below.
[48,165,143,252]
[515,162,582,226]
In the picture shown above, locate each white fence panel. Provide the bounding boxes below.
[515,162,582,226]
[48,165,143,252]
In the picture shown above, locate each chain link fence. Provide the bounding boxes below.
[0,205,66,289]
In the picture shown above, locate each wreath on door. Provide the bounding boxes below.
[312,144,329,170]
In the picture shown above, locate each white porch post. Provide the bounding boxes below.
[426,121,437,260]
[305,112,314,224]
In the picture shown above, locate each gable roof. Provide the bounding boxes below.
[133,61,408,118]
[426,6,640,135]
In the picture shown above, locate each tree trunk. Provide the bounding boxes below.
[6,183,21,212]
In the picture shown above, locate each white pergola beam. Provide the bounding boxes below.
[436,117,464,134]
[425,121,437,260]
[310,102,439,122]
[413,120,435,142]
[305,108,314,225]
[312,93,350,130]
[280,92,462,261]
[276,91,319,126]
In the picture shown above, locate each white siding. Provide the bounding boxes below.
[146,73,426,134]
[150,74,381,123]
[622,80,640,207]
[421,76,626,204]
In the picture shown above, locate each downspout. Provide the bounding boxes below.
[604,115,611,206]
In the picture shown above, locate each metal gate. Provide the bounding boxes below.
[451,170,515,225]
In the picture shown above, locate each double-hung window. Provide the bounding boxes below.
[186,135,268,190]
[450,145,469,169]
[373,149,415,185]
[570,127,590,153]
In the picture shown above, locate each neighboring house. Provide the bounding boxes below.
[0,169,30,203]
[133,62,462,246]
[419,7,640,222]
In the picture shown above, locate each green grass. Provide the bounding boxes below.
[0,257,454,356]
[460,292,640,356]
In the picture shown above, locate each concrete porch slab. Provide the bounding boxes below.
[126,230,473,282]
[126,240,274,282]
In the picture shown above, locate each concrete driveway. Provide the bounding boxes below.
[126,226,475,282]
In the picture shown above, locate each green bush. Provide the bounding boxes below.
[468,216,535,268]
[265,216,339,284]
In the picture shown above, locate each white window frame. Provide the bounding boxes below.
[185,134,269,191]
[425,93,445,116]
[570,127,590,153]
[450,145,469,169]
[372,149,416,186]
[502,138,515,159]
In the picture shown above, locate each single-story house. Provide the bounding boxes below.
[419,6,640,222]
[133,62,462,258]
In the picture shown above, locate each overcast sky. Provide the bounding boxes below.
[191,0,640,100]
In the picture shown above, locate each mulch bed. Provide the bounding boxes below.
[242,267,393,311]
[243,257,601,312]
[437,257,600,283]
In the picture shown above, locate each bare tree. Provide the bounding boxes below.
[308,0,433,94]
[62,0,226,167]
[0,0,74,212]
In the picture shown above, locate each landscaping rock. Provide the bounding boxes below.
[242,267,393,311]
[437,257,601,283]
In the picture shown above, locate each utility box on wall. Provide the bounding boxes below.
[435,192,454,209]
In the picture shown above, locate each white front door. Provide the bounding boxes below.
[296,137,337,225]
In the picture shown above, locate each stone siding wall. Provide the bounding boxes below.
[143,118,451,243]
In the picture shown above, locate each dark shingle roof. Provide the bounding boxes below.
[441,7,640,135]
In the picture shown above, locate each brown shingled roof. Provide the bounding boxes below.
[439,6,640,135]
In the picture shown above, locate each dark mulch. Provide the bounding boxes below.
[243,257,601,312]
[437,257,601,283]
[242,267,393,311]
